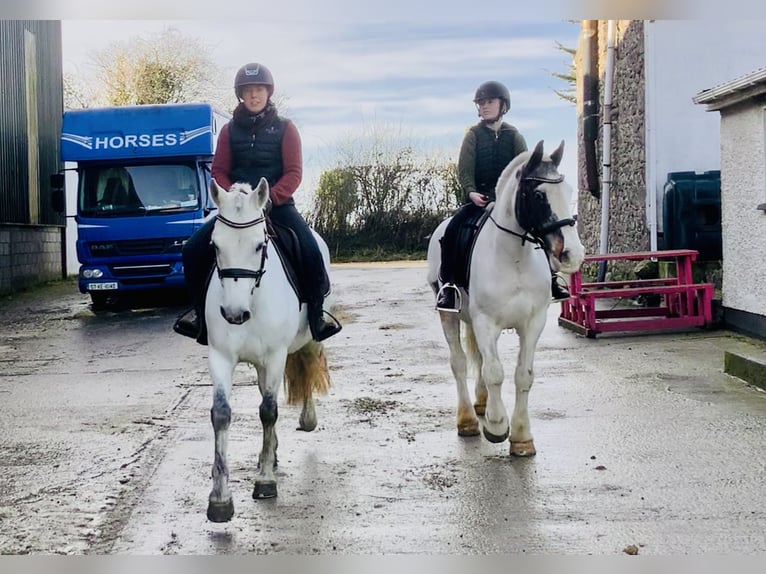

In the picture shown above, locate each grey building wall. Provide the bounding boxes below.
[0,20,65,295]
[718,101,766,336]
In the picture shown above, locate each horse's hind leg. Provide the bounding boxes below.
[207,350,236,522]
[509,315,546,457]
[298,395,317,432]
[463,326,487,416]
[440,313,479,437]
[285,341,329,432]
[252,353,286,500]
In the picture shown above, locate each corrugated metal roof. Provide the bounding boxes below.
[692,66,766,109]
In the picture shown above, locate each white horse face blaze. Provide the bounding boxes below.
[543,179,585,274]
[557,225,585,273]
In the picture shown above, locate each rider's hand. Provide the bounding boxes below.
[469,191,490,207]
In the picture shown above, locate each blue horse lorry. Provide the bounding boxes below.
[51,103,230,308]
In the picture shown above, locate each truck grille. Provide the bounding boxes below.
[110,264,173,279]
[88,237,186,257]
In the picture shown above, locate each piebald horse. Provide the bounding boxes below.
[205,177,332,522]
[427,140,585,456]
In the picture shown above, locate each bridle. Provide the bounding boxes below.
[488,173,577,253]
[214,213,269,288]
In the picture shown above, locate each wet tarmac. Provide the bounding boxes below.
[0,262,765,555]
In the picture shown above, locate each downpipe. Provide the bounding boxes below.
[597,20,617,282]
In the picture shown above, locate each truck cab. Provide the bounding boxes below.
[56,103,230,308]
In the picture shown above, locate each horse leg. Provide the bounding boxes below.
[463,326,487,416]
[252,352,287,500]
[284,341,328,432]
[472,317,508,443]
[206,349,236,522]
[509,314,546,457]
[440,313,479,437]
[298,395,317,432]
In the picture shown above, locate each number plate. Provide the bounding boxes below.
[88,282,118,291]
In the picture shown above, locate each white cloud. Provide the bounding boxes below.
[62,16,580,202]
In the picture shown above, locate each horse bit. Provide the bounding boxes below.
[214,213,269,288]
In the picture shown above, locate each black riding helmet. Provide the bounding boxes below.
[234,63,275,99]
[473,80,511,114]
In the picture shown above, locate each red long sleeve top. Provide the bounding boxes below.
[211,120,303,206]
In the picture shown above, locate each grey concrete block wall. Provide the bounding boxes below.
[0,225,63,294]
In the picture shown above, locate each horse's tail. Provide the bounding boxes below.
[284,340,331,405]
[462,323,481,378]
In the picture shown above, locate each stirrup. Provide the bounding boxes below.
[436,283,461,313]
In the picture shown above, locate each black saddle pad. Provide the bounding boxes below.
[453,207,491,291]
[268,220,330,303]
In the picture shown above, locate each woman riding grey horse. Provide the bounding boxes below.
[174,62,341,345]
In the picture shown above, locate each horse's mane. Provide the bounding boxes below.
[507,149,533,174]
[495,150,532,202]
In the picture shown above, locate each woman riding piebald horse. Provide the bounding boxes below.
[436,80,570,312]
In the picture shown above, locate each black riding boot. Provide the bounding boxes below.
[173,304,208,345]
[551,274,570,302]
[173,306,200,339]
[173,219,215,346]
[307,299,342,342]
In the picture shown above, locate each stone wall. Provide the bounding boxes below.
[576,20,649,279]
[0,225,64,294]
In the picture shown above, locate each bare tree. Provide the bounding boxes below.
[310,123,460,257]
[63,72,96,110]
[67,26,231,110]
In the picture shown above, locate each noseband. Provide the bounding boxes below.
[214,213,269,287]
[489,173,577,253]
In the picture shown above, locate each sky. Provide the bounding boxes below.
[59,10,581,206]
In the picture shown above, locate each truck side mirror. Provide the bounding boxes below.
[50,173,65,213]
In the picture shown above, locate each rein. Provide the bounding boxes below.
[215,213,269,287]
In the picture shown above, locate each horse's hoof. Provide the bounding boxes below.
[510,439,537,457]
[457,422,480,437]
[297,418,317,432]
[483,425,510,444]
[207,499,234,523]
[253,481,278,500]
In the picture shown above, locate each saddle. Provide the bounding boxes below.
[451,206,492,291]
[267,220,331,304]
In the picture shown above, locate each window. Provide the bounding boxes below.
[79,163,200,216]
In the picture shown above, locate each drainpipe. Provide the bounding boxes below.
[581,20,600,199]
[598,20,617,281]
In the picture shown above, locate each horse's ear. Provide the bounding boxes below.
[550,140,564,168]
[252,177,270,211]
[521,140,544,179]
[210,178,223,206]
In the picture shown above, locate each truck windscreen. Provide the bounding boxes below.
[79,163,200,216]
